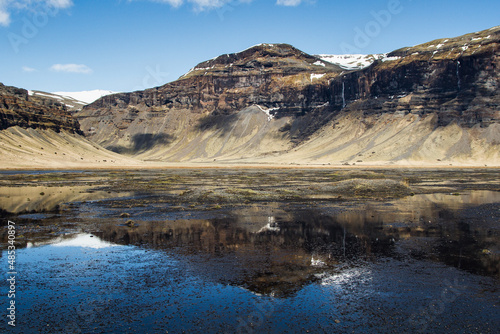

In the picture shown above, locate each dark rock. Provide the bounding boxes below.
[0,83,82,134]
[76,28,500,157]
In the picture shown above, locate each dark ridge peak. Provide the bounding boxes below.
[192,43,318,70]
[0,82,82,134]
[238,43,306,56]
[0,82,29,99]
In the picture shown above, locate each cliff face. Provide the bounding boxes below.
[0,83,82,134]
[76,44,342,154]
[77,27,500,164]
[337,27,499,127]
[89,43,341,114]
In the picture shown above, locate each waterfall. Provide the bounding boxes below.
[342,81,346,108]
[457,60,461,90]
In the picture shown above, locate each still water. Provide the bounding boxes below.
[1,169,499,333]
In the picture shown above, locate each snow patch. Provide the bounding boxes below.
[52,90,117,104]
[318,54,384,70]
[181,67,195,77]
[238,43,278,54]
[194,65,215,71]
[310,73,326,81]
[311,256,326,267]
[258,217,280,232]
[256,105,279,121]
[313,61,326,67]
[381,55,401,62]
[35,92,63,100]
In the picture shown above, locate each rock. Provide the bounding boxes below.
[70,28,500,162]
[0,83,82,134]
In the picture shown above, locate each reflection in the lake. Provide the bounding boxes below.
[90,204,498,295]
[0,185,132,213]
[27,233,119,249]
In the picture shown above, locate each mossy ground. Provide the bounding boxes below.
[1,169,497,212]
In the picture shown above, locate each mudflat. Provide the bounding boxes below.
[0,168,498,333]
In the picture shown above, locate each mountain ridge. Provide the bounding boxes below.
[0,83,82,133]
[2,26,499,167]
[74,25,499,165]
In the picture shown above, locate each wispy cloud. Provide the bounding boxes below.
[50,64,93,74]
[0,0,73,27]
[22,66,37,72]
[0,10,9,26]
[276,0,307,6]
[149,0,184,7]
[189,0,231,11]
[0,0,11,26]
[135,0,252,11]
[133,0,309,11]
[47,0,73,8]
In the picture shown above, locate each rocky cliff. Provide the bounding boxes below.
[0,83,82,134]
[337,27,499,127]
[0,83,143,168]
[77,27,500,165]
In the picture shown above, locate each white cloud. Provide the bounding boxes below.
[151,0,184,7]
[0,0,73,27]
[135,0,251,11]
[0,0,10,26]
[0,9,10,26]
[47,0,73,8]
[276,0,303,6]
[189,0,228,10]
[50,64,93,74]
[22,66,37,72]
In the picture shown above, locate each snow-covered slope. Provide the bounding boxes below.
[52,90,117,104]
[27,89,117,110]
[28,90,87,110]
[316,54,385,70]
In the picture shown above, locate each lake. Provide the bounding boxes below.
[1,169,499,333]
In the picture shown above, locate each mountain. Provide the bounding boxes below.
[76,43,344,158]
[75,26,500,166]
[0,83,81,133]
[0,83,139,168]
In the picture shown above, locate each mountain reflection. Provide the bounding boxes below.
[26,233,119,249]
[92,205,498,296]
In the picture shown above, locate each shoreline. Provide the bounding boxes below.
[1,162,499,171]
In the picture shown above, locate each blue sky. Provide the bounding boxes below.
[1,0,499,93]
